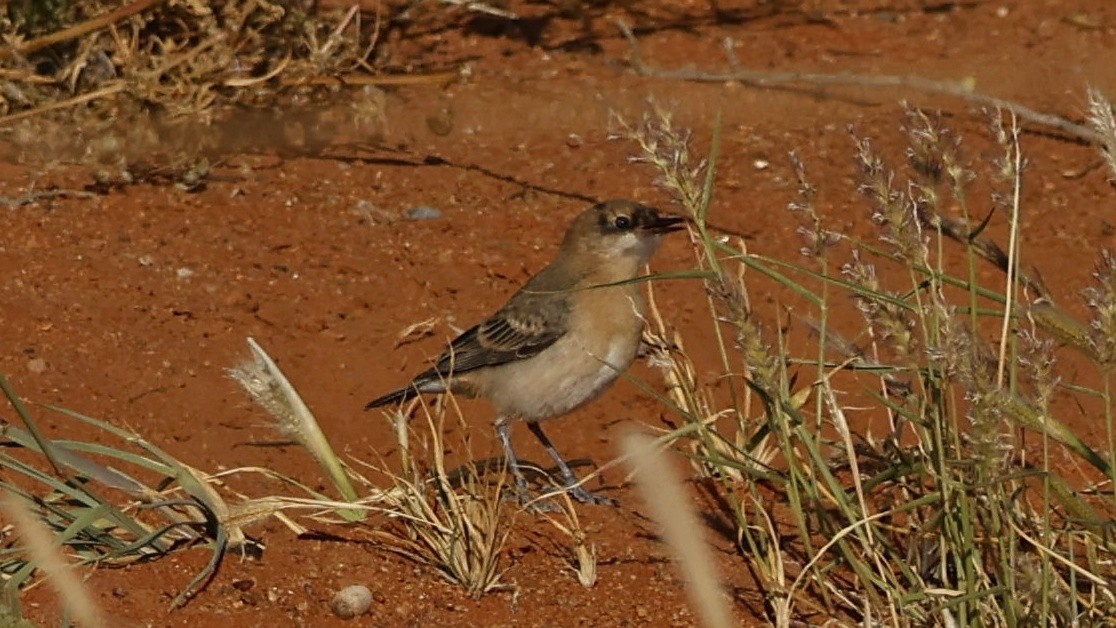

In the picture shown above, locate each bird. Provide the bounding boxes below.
[366,199,684,507]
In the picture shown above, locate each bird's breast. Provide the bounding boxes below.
[475,285,645,421]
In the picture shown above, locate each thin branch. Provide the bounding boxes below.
[1,189,99,208]
[614,20,1102,145]
[0,83,125,127]
[275,68,464,88]
[5,0,170,58]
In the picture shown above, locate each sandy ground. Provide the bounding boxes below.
[3,1,1116,625]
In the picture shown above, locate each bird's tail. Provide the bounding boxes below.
[365,373,447,410]
[365,387,418,410]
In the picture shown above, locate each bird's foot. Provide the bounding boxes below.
[503,472,562,513]
[564,484,617,507]
[502,482,614,511]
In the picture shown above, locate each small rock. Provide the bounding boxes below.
[331,585,373,620]
[405,206,442,221]
[231,578,255,592]
[137,255,155,267]
[426,109,454,136]
[27,358,47,374]
[176,267,195,280]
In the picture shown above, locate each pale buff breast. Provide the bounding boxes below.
[475,285,646,421]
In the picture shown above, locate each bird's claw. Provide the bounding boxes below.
[565,485,617,506]
[504,486,561,513]
[503,481,615,512]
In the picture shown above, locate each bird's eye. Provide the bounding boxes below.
[614,215,632,230]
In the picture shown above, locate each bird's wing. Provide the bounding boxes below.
[368,262,576,408]
[431,288,569,374]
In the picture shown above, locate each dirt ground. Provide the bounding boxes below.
[4,0,1116,625]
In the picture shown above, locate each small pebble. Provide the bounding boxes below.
[331,584,373,619]
[426,109,454,136]
[405,206,442,221]
[231,578,255,592]
[176,267,195,280]
[27,358,46,374]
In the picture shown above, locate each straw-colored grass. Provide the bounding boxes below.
[0,1,456,185]
[613,95,1116,626]
[623,431,733,628]
[365,400,513,600]
[230,337,512,599]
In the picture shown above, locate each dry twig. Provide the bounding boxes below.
[0,189,99,208]
[614,19,1102,145]
[4,0,169,58]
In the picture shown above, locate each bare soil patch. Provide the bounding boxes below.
[3,1,1115,625]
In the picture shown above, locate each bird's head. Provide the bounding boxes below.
[561,200,686,265]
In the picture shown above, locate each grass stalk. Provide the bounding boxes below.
[614,98,1116,625]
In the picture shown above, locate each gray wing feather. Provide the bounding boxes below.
[367,263,575,409]
[430,288,568,374]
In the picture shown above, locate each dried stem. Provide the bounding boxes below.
[613,19,1101,145]
[5,0,169,58]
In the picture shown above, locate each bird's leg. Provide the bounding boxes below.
[526,421,616,506]
[495,416,552,511]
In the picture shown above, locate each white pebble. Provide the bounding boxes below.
[331,585,372,619]
[405,205,442,221]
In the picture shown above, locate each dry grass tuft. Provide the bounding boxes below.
[368,399,513,600]
[535,491,598,588]
[1087,88,1116,183]
[228,337,363,521]
[614,99,1116,626]
[0,1,455,184]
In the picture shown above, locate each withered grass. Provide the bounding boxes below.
[614,94,1116,626]
[0,1,457,185]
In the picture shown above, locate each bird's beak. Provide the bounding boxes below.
[643,214,687,234]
